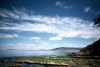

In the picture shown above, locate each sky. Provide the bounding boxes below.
[0,0,100,50]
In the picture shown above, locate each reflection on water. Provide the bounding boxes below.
[0,49,80,57]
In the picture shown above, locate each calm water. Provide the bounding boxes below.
[0,49,80,57]
[0,49,80,67]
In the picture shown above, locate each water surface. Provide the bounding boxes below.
[0,49,80,67]
[0,49,80,57]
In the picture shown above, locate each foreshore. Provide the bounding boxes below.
[1,55,100,67]
[0,56,69,67]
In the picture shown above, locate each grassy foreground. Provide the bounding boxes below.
[13,56,100,67]
[1,56,100,67]
[15,56,68,65]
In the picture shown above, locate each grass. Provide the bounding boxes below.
[16,56,68,64]
[1,56,100,67]
[66,57,100,67]
[2,64,21,67]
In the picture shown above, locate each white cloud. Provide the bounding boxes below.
[30,37,40,41]
[56,1,72,9]
[0,33,19,38]
[49,36,62,40]
[0,8,100,40]
[64,43,76,47]
[22,36,40,41]
[56,1,63,7]
[0,42,58,50]
[84,7,91,13]
[0,8,20,18]
[41,42,48,45]
[0,23,52,33]
[63,6,72,9]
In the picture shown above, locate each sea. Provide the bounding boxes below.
[0,49,80,67]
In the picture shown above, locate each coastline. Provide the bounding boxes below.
[1,54,100,67]
[0,56,69,67]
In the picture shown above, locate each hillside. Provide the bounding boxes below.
[80,39,100,56]
[51,47,82,50]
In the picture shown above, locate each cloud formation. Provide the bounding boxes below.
[56,1,63,7]
[0,33,19,38]
[56,1,72,9]
[0,42,58,50]
[23,36,40,41]
[30,37,40,41]
[0,8,100,40]
[84,7,91,13]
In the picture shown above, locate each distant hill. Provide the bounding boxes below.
[80,39,100,56]
[51,47,82,50]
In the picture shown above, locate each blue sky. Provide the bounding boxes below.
[0,0,100,50]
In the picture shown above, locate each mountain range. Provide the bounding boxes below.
[51,47,82,50]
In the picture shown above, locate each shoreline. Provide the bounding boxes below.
[1,55,100,67]
[1,60,68,66]
[0,56,69,67]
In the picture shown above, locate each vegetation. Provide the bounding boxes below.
[15,56,68,64]
[1,56,100,67]
[67,58,100,67]
[2,64,21,67]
